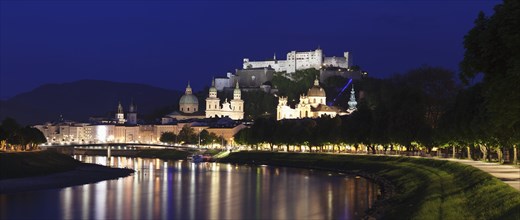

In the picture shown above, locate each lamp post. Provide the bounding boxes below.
[198,128,201,149]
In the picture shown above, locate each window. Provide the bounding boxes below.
[187,107,190,111]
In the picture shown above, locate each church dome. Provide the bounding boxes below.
[180,82,199,105]
[307,78,326,97]
[179,94,199,105]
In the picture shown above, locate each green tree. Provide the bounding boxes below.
[460,0,520,155]
[178,125,197,144]
[19,127,46,150]
[272,68,320,102]
[160,132,177,145]
[0,118,21,150]
[199,130,219,146]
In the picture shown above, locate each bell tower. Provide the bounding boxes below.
[230,81,244,120]
[127,98,137,125]
[116,101,126,124]
[347,84,358,113]
[205,79,221,118]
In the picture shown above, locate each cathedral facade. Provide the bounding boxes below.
[276,78,357,120]
[205,80,244,120]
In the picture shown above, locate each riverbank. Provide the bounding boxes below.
[0,150,133,194]
[219,151,520,220]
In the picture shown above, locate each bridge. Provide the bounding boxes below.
[41,143,205,156]
[42,143,198,150]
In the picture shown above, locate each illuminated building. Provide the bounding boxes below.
[276,78,357,120]
[243,48,351,73]
[205,79,244,120]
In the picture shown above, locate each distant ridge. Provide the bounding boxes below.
[0,79,183,125]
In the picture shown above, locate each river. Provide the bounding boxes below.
[0,156,380,219]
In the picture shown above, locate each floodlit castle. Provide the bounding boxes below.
[206,79,244,120]
[277,78,357,120]
[243,48,351,73]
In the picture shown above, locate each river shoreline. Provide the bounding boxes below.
[0,163,133,194]
[0,151,134,194]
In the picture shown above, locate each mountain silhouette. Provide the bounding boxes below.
[0,80,182,125]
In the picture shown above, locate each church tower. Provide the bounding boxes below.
[205,79,221,118]
[116,101,126,124]
[230,81,244,120]
[347,84,358,113]
[127,98,137,125]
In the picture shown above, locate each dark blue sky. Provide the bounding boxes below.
[0,1,499,99]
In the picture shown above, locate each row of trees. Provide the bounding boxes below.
[234,64,518,163]
[0,117,47,151]
[234,0,519,163]
[235,66,457,152]
[159,125,224,146]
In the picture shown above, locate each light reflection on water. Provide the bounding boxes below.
[0,156,380,220]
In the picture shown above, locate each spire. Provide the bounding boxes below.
[185,81,193,95]
[314,76,319,86]
[233,81,241,100]
[129,98,136,113]
[117,101,124,113]
[273,53,277,60]
[348,84,357,112]
[209,78,217,98]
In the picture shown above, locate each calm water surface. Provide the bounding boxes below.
[0,156,380,219]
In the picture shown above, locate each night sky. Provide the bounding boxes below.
[0,1,499,100]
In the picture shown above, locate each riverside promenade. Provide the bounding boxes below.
[439,158,520,191]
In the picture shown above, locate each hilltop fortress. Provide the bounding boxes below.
[213,48,359,92]
[243,48,351,73]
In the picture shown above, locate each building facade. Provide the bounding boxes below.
[243,48,351,73]
[205,80,244,120]
[276,78,357,120]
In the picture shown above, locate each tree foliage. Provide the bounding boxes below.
[160,132,177,144]
[460,0,520,145]
[0,117,47,151]
[177,125,197,144]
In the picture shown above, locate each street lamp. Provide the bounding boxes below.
[198,128,201,148]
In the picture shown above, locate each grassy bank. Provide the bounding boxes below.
[0,150,82,180]
[220,152,520,220]
[0,150,134,194]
